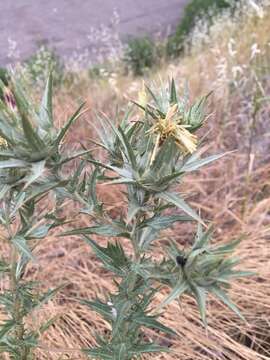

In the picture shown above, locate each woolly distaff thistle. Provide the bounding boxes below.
[63,79,250,359]
[0,73,86,359]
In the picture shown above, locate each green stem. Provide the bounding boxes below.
[6,201,28,359]
[121,210,147,349]
[128,211,143,288]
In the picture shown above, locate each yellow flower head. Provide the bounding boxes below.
[147,104,198,163]
[138,81,147,108]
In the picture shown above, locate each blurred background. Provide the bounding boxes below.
[0,0,189,66]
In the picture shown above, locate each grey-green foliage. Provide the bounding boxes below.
[62,79,250,359]
[0,73,85,359]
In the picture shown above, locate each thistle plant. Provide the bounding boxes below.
[0,73,85,359]
[63,80,250,359]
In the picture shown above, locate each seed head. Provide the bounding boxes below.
[0,137,7,148]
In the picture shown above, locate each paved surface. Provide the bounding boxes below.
[0,0,189,66]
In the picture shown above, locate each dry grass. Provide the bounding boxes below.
[1,2,270,359]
